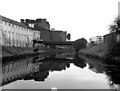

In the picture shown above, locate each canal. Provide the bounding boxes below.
[1,52,120,90]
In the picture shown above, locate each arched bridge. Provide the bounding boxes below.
[33,38,87,52]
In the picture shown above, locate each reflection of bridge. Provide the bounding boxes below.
[33,38,87,52]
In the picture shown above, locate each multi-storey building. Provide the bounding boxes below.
[50,30,67,41]
[0,15,40,47]
[21,18,50,30]
[21,19,68,42]
[21,19,51,41]
[0,15,69,48]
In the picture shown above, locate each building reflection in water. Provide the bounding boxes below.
[1,53,85,86]
[23,53,73,82]
[1,52,120,90]
[2,57,40,86]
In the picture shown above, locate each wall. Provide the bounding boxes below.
[50,31,66,42]
[33,30,40,41]
[39,28,51,41]
[23,19,50,30]
[2,57,39,85]
[35,19,50,29]
[1,16,35,47]
[103,32,118,52]
[0,16,2,45]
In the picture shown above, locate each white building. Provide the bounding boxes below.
[0,15,40,47]
[89,36,103,44]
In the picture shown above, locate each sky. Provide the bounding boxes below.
[0,0,119,41]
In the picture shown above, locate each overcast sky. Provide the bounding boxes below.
[0,0,119,41]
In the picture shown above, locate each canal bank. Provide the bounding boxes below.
[2,52,120,89]
[1,45,74,61]
[79,32,120,62]
[79,42,120,62]
[79,43,107,60]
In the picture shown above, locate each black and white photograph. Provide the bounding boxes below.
[0,0,120,91]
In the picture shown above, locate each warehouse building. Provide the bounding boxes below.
[21,18,51,41]
[50,30,67,42]
[22,19,68,42]
[0,15,40,47]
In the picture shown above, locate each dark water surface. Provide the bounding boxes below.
[1,53,120,89]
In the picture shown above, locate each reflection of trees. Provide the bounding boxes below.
[24,58,70,81]
[73,54,87,69]
[23,53,86,82]
[73,38,87,53]
[105,43,120,65]
[34,71,49,81]
[105,65,120,89]
[49,62,67,71]
[88,60,106,73]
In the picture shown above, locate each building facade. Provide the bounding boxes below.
[0,15,69,48]
[89,36,103,44]
[0,15,40,47]
[21,18,50,30]
[50,30,67,41]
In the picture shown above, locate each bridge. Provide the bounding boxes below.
[33,40,74,45]
[33,38,87,52]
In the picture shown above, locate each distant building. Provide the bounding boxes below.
[89,36,103,45]
[0,15,69,48]
[50,30,67,41]
[21,18,50,30]
[21,18,51,41]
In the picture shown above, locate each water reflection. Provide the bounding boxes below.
[73,54,87,68]
[1,52,120,89]
[105,65,120,89]
[79,55,120,89]
[2,57,40,86]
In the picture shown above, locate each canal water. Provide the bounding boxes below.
[1,52,120,90]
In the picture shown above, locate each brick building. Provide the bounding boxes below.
[50,30,67,42]
[21,18,51,41]
[22,18,68,42]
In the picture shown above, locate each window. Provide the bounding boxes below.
[18,33,20,46]
[16,33,18,46]
[8,31,11,46]
[8,23,10,26]
[12,32,14,46]
[5,22,7,25]
[11,24,14,27]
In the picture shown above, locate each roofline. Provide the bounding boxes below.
[0,15,31,29]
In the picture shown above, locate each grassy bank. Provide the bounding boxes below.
[1,45,53,60]
[79,42,120,64]
[79,43,108,60]
[1,45,74,61]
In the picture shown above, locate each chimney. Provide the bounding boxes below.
[21,19,24,23]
